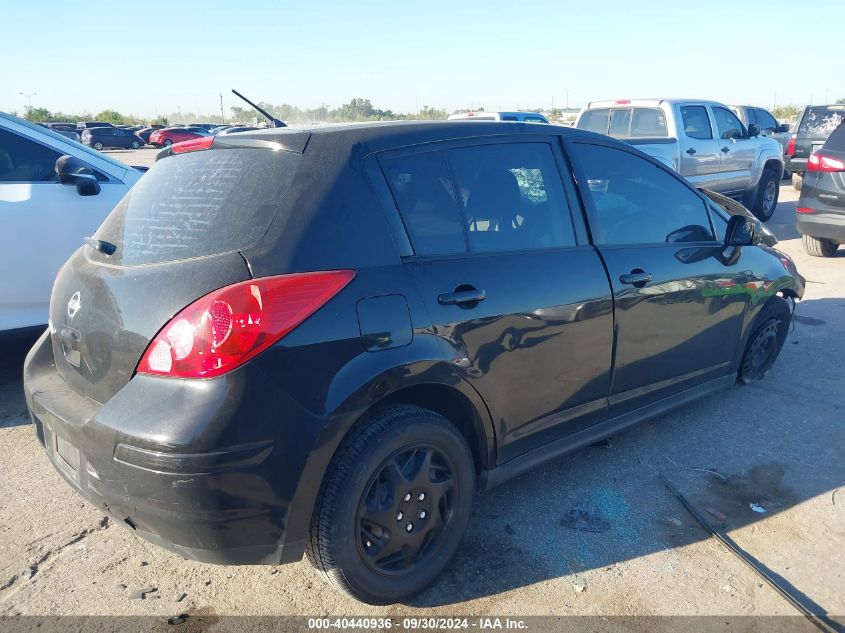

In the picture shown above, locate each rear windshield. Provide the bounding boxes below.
[798,107,845,137]
[577,108,667,137]
[93,148,301,265]
[825,121,845,151]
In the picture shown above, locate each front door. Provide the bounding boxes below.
[567,139,751,412]
[0,128,125,330]
[712,106,756,194]
[378,139,615,460]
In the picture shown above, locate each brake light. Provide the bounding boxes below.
[136,270,356,378]
[796,207,815,213]
[171,136,214,153]
[807,152,845,172]
[615,100,631,105]
[786,135,796,156]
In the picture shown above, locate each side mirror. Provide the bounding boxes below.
[725,214,756,247]
[777,123,790,133]
[56,155,100,196]
[747,123,761,138]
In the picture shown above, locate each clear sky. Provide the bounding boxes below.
[2,0,843,118]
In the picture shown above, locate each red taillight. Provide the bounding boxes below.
[807,152,845,172]
[796,207,816,214]
[136,270,356,378]
[615,100,631,105]
[785,135,796,156]
[171,136,214,154]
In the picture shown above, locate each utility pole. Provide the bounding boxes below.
[19,92,37,109]
[220,93,225,123]
[825,88,829,103]
[566,89,570,110]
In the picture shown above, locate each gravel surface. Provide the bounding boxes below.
[1,181,842,622]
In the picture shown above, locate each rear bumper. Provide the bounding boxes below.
[796,213,845,243]
[23,330,326,565]
[784,156,807,175]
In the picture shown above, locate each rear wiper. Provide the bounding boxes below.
[84,236,116,256]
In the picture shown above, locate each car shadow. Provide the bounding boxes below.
[0,328,41,428]
[411,296,845,612]
[768,198,802,241]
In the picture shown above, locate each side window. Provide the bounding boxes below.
[380,151,466,256]
[680,105,713,140]
[713,107,746,140]
[573,143,714,245]
[744,108,757,125]
[448,143,576,253]
[0,129,61,183]
[523,116,547,123]
[501,115,518,121]
[578,109,609,134]
[755,109,778,132]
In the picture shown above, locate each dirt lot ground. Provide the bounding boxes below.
[0,174,842,624]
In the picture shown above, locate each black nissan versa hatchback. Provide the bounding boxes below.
[24,122,804,604]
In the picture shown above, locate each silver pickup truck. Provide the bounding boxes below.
[575,99,784,220]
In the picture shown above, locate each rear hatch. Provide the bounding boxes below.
[50,140,304,404]
[795,106,845,159]
[801,122,845,216]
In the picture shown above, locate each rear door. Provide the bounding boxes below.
[567,139,751,411]
[712,106,756,193]
[377,138,614,460]
[676,104,722,189]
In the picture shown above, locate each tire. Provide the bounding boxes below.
[802,234,839,257]
[93,141,104,151]
[131,140,141,149]
[792,172,803,191]
[750,169,779,221]
[307,404,475,605]
[737,297,791,385]
[163,139,173,147]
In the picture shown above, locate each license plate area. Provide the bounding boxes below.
[55,434,81,473]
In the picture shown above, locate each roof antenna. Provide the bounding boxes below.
[231,89,286,128]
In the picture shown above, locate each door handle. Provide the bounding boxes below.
[686,148,697,155]
[721,146,730,153]
[619,270,653,286]
[438,287,487,306]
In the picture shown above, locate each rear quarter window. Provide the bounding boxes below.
[94,148,302,265]
[822,121,845,150]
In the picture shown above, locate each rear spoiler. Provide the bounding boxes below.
[155,130,311,161]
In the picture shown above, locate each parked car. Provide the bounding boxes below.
[56,130,81,142]
[795,120,845,257]
[81,127,145,150]
[729,105,791,156]
[187,123,215,130]
[576,99,784,221]
[0,111,143,334]
[448,111,549,123]
[784,105,845,191]
[77,121,115,131]
[46,122,79,133]
[148,127,206,148]
[214,126,260,135]
[23,122,803,605]
[209,125,233,134]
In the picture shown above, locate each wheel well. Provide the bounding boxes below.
[779,288,799,301]
[764,158,783,180]
[371,384,491,474]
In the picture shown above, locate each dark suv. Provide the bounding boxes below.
[785,104,845,191]
[24,123,804,604]
[796,120,845,257]
[81,127,144,150]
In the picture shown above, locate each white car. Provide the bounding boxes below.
[0,112,143,334]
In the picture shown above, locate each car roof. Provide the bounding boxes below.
[221,120,585,155]
[585,98,726,109]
